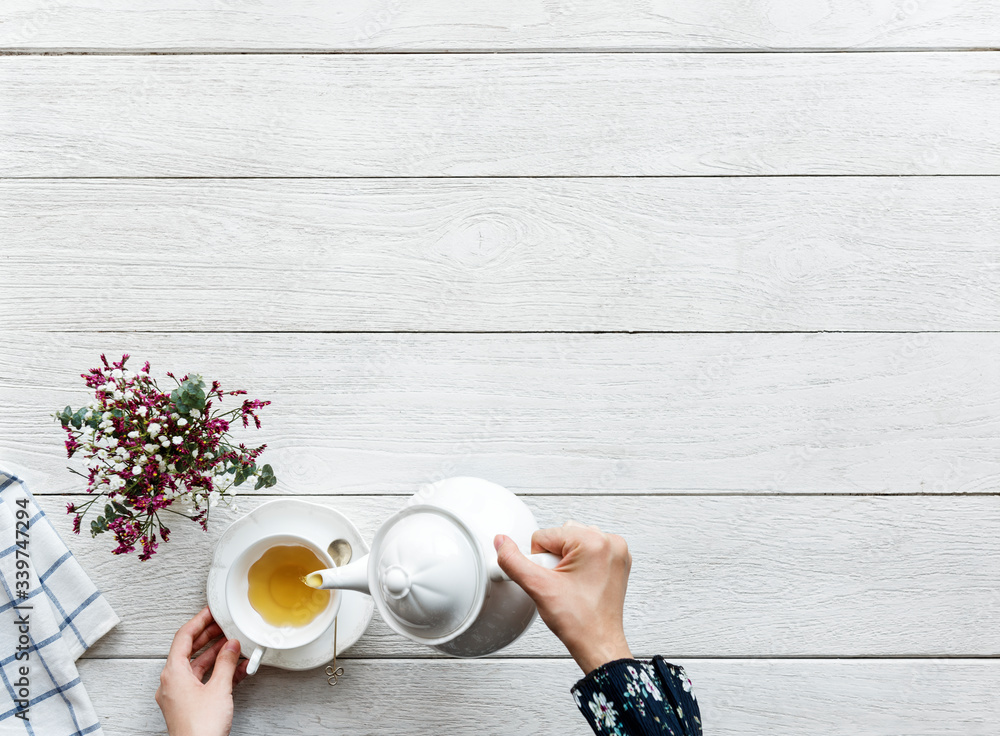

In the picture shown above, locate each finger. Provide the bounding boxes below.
[191,636,227,681]
[168,606,214,663]
[530,526,581,555]
[495,534,554,595]
[210,638,242,694]
[233,658,250,688]
[191,623,224,655]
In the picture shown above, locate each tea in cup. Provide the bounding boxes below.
[226,534,341,674]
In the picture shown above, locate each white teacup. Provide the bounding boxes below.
[226,534,341,675]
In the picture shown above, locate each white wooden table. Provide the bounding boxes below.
[2,2,999,733]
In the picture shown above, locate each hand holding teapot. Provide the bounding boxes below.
[494,521,634,674]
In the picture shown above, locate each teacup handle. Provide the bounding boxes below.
[246,645,266,675]
[489,551,561,582]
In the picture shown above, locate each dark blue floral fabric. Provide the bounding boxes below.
[572,657,702,735]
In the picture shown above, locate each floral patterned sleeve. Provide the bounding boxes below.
[571,657,702,736]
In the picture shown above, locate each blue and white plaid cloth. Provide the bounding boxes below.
[0,469,119,735]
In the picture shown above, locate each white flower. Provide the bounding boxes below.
[208,490,220,508]
[589,693,618,731]
[191,447,198,458]
[113,389,123,400]
[144,443,157,453]
[131,465,142,475]
[109,477,125,490]
[100,385,114,394]
[147,423,161,437]
[167,463,177,472]
[172,436,183,445]
[676,667,694,696]
[204,451,213,459]
[158,461,167,471]
[127,430,139,439]
[115,447,127,457]
[113,462,126,472]
[110,369,123,379]
[638,667,663,702]
[155,453,162,461]
[190,409,201,419]
[106,437,118,448]
[170,413,179,420]
[177,417,188,427]
[137,406,148,417]
[102,411,112,420]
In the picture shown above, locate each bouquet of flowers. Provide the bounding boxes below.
[55,353,277,560]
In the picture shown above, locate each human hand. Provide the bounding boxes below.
[155,606,250,736]
[494,521,633,674]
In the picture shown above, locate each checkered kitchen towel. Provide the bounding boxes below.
[0,469,119,735]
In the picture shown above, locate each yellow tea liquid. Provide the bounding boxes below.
[247,545,331,627]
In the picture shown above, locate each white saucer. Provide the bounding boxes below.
[207,499,375,671]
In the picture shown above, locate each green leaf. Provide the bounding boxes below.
[234,474,246,487]
[261,463,273,477]
[265,476,277,488]
[104,504,114,520]
[254,476,266,490]
[112,501,129,515]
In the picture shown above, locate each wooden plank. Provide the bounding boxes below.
[2,53,999,177]
[3,1,999,52]
[3,332,998,496]
[30,494,1000,658]
[80,657,1000,735]
[4,177,999,332]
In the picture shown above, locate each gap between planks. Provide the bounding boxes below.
[3,48,1000,56]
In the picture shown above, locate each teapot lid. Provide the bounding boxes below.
[370,505,484,644]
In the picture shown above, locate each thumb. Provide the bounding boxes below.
[494,534,549,595]
[210,638,242,692]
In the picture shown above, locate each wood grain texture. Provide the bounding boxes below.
[80,657,1000,735]
[3,0,1000,51]
[3,177,999,331]
[3,53,1000,177]
[33,493,1000,658]
[3,332,998,496]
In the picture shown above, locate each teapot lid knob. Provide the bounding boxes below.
[372,506,484,643]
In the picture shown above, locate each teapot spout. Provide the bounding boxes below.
[304,554,371,594]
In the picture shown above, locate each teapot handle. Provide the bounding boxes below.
[488,551,561,582]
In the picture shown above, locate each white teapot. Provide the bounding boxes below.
[307,477,559,657]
